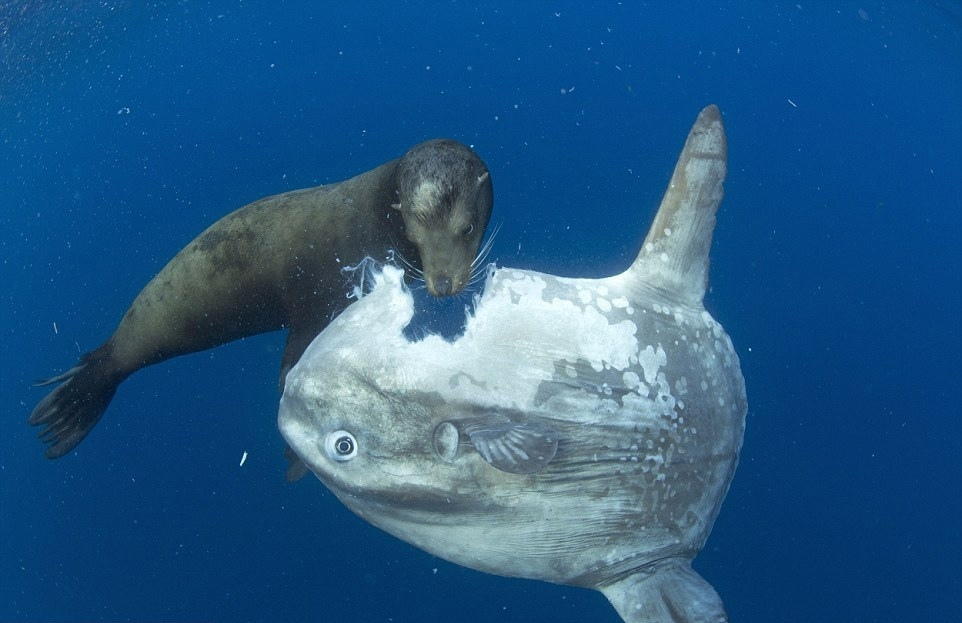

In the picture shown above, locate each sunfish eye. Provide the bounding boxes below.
[462,223,474,237]
[326,430,358,462]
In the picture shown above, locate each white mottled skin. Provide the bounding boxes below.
[280,105,744,623]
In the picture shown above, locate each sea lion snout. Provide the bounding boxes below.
[431,276,454,297]
[422,262,467,297]
[412,224,484,297]
[415,235,476,297]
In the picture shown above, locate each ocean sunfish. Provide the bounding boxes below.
[279,105,745,623]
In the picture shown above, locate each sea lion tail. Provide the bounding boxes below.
[600,560,728,623]
[29,347,120,459]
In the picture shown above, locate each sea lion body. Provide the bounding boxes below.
[30,140,493,460]
[105,162,405,380]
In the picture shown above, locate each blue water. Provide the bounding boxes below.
[2,2,960,621]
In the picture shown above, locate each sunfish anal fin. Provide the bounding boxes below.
[600,560,728,623]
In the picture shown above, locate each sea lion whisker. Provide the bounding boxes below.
[408,281,428,294]
[471,222,501,269]
[466,224,500,288]
[391,248,424,278]
[466,270,489,288]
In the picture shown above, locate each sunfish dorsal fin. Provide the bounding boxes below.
[624,105,727,307]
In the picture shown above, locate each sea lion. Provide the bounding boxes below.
[279,105,743,622]
[30,139,494,463]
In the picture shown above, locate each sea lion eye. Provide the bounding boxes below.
[326,430,358,462]
[462,223,475,237]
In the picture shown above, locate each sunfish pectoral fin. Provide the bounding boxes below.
[599,560,728,623]
[460,417,559,474]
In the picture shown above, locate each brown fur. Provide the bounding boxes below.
[30,140,493,462]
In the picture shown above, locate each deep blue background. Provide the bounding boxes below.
[2,2,960,621]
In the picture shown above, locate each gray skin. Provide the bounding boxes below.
[30,139,493,464]
[280,106,744,622]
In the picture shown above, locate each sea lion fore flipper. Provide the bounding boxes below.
[278,322,324,394]
[29,346,122,459]
[283,445,310,482]
[278,312,337,482]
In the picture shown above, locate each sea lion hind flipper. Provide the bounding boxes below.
[599,560,727,623]
[34,363,86,387]
[29,351,120,459]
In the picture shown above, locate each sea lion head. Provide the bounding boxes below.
[393,139,493,297]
